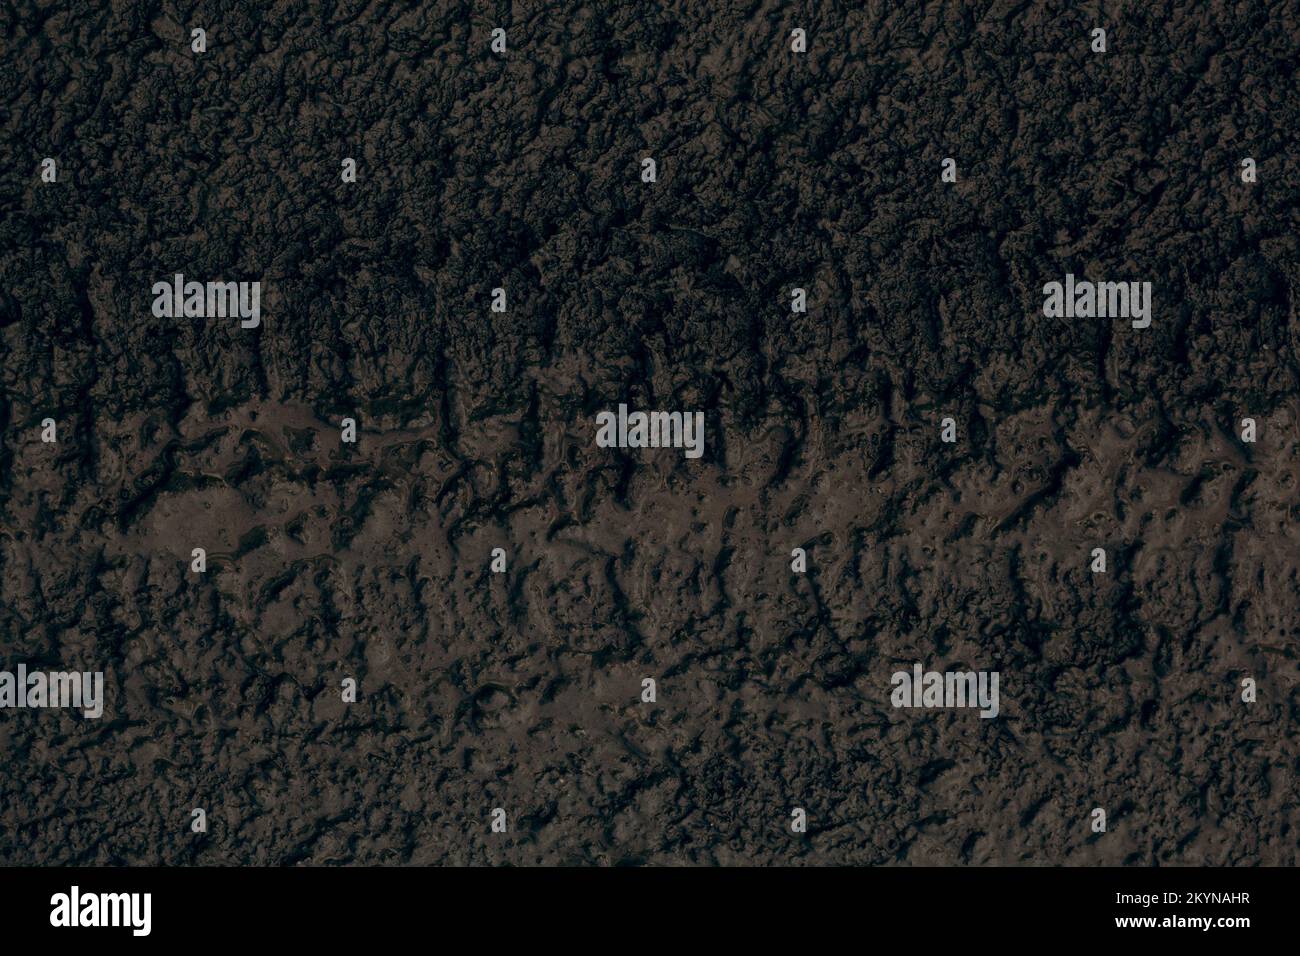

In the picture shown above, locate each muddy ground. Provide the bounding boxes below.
[1,1,1297,865]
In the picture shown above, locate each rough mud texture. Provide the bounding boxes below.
[1,1,1298,866]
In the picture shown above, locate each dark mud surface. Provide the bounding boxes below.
[1,1,1298,865]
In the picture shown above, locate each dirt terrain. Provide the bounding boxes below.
[1,0,1297,865]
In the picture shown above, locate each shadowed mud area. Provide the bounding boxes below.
[1,1,1298,865]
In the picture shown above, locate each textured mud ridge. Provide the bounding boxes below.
[1,1,1298,865]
